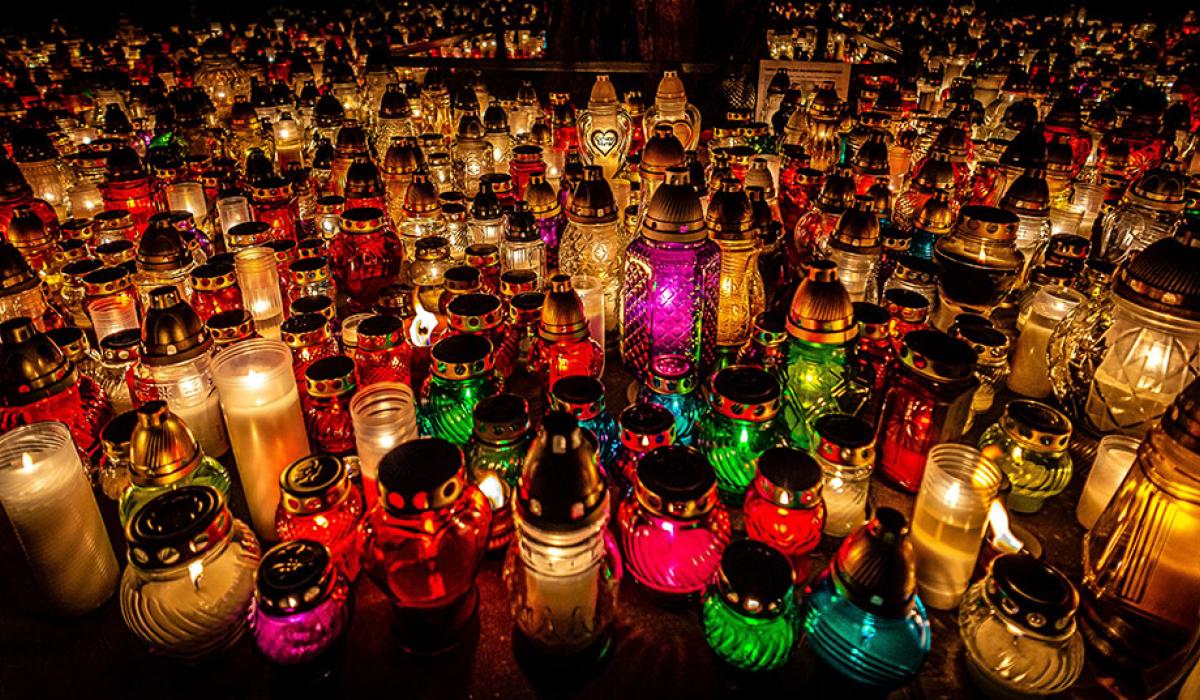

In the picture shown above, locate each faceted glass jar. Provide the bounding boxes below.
[119,490,261,660]
[621,235,721,381]
[1050,293,1200,438]
[959,557,1084,698]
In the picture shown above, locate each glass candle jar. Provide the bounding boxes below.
[286,256,337,308]
[621,167,720,381]
[613,403,676,496]
[234,247,285,340]
[281,312,339,383]
[361,438,492,653]
[0,318,113,466]
[619,445,730,599]
[781,260,857,449]
[445,293,517,380]
[419,334,499,446]
[701,539,797,672]
[1050,234,1200,438]
[1008,286,1085,399]
[1076,435,1140,530]
[253,540,352,665]
[505,411,620,659]
[329,206,403,312]
[933,205,1025,327]
[276,454,365,581]
[743,447,825,571]
[578,75,632,179]
[303,356,358,456]
[910,443,1003,610]
[355,314,412,389]
[636,355,703,447]
[696,365,784,502]
[349,382,419,504]
[211,338,311,540]
[812,413,876,537]
[533,275,604,393]
[97,330,140,415]
[0,421,120,616]
[190,261,242,322]
[737,310,789,380]
[959,554,1084,697]
[509,291,545,373]
[1080,380,1200,694]
[120,486,260,659]
[99,410,136,501]
[952,322,1010,425]
[708,178,765,352]
[559,166,623,327]
[118,400,232,527]
[802,508,931,689]
[466,393,531,551]
[549,375,620,470]
[876,329,979,492]
[978,400,1073,513]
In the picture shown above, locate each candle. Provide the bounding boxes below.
[212,339,311,540]
[217,196,252,236]
[1049,203,1085,236]
[812,414,875,537]
[165,181,209,231]
[910,443,1003,610]
[1077,435,1141,529]
[1008,287,1084,398]
[0,422,119,615]
[571,274,605,365]
[88,294,140,343]
[348,382,418,503]
[235,247,285,340]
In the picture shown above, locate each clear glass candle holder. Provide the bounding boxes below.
[1076,435,1140,530]
[235,247,285,340]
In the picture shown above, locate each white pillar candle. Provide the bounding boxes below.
[1077,435,1141,529]
[0,422,119,615]
[217,196,252,236]
[910,443,1003,609]
[570,274,605,366]
[212,339,310,540]
[350,383,418,502]
[165,181,209,231]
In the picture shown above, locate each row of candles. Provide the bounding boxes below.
[0,12,1198,695]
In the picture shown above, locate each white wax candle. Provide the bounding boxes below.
[212,340,311,540]
[517,517,606,654]
[0,423,119,615]
[1008,287,1083,398]
[571,274,605,366]
[1077,435,1141,529]
[821,473,870,537]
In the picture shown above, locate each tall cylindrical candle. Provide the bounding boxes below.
[910,444,1003,610]
[212,339,311,540]
[571,274,605,362]
[1007,286,1084,398]
[88,295,140,343]
[0,422,119,615]
[349,382,418,502]
[1076,435,1141,529]
[235,247,285,340]
[217,196,252,235]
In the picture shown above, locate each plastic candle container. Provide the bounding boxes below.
[701,539,797,672]
[812,413,876,537]
[234,247,285,340]
[349,382,418,503]
[910,444,1003,609]
[211,338,311,540]
[275,454,365,581]
[120,486,261,659]
[802,508,931,689]
[1076,435,1140,529]
[361,438,492,653]
[0,422,119,616]
[1007,286,1084,399]
[253,540,352,666]
[618,445,730,600]
[743,447,825,570]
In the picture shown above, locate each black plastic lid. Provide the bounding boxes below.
[636,445,716,505]
[756,446,822,493]
[619,402,675,436]
[256,540,336,615]
[987,553,1078,634]
[712,365,780,405]
[717,540,794,617]
[551,375,605,408]
[378,438,466,514]
[126,485,231,570]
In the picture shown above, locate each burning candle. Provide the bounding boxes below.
[165,181,209,232]
[0,422,119,615]
[234,247,285,340]
[910,443,1003,610]
[211,339,311,540]
[217,196,252,236]
[570,274,605,366]
[1076,435,1141,530]
[349,383,418,503]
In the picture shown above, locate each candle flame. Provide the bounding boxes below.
[944,481,961,508]
[479,473,506,509]
[987,500,1024,554]
[245,369,268,389]
[20,453,34,471]
[188,560,204,589]
[409,304,437,347]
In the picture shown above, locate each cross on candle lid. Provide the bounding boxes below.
[256,540,337,616]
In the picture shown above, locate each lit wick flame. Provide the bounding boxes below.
[409,304,437,347]
[478,473,507,509]
[188,560,204,589]
[987,500,1024,554]
[20,453,34,471]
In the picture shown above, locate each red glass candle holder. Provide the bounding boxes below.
[445,293,518,379]
[613,402,677,496]
[360,438,492,653]
[251,177,299,242]
[302,356,358,456]
[465,243,501,296]
[189,261,242,322]
[744,447,825,577]
[329,207,403,312]
[282,313,339,384]
[276,454,365,581]
[618,445,730,600]
[355,314,413,389]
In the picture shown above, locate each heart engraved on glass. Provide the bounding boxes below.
[590,130,619,156]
